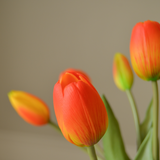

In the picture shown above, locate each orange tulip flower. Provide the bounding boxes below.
[113,53,133,91]
[8,91,50,126]
[130,20,160,81]
[59,68,91,83]
[53,70,108,146]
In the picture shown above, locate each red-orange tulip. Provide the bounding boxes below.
[59,68,91,83]
[8,90,50,126]
[130,20,160,81]
[53,70,108,146]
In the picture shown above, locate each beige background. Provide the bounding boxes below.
[0,0,160,159]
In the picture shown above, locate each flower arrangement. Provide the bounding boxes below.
[8,20,160,160]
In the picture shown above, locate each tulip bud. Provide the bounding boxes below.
[130,20,160,81]
[8,90,50,126]
[60,68,91,83]
[113,53,133,91]
[53,70,108,147]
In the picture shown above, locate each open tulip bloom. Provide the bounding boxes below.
[8,20,160,160]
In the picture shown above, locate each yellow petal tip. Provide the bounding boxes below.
[8,90,14,98]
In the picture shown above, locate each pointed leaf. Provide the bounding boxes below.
[134,128,153,160]
[102,95,130,160]
[140,99,153,141]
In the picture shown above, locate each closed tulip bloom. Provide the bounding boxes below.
[8,91,50,126]
[53,71,108,146]
[113,53,133,91]
[130,20,160,81]
[60,68,91,83]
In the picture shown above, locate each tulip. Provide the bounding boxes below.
[113,53,133,91]
[8,90,50,126]
[60,68,91,83]
[130,20,160,81]
[53,70,108,147]
[113,53,142,147]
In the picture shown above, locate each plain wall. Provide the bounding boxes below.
[1,0,160,148]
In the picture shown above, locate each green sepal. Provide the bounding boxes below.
[140,99,153,141]
[101,95,130,160]
[134,128,153,160]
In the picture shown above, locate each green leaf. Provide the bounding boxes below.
[134,128,153,160]
[140,99,153,141]
[101,95,130,160]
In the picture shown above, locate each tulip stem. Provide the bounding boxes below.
[48,120,61,133]
[87,145,98,160]
[126,90,141,149]
[152,81,159,160]
[48,120,104,160]
[81,147,104,160]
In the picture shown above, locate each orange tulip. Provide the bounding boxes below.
[53,70,108,146]
[60,68,91,83]
[113,53,133,91]
[130,20,160,81]
[8,91,50,126]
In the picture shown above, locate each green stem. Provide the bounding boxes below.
[126,90,141,148]
[97,155,105,160]
[48,120,61,133]
[48,120,104,160]
[87,145,98,160]
[152,81,159,160]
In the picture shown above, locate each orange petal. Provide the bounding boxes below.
[130,20,160,81]
[60,68,91,83]
[62,81,108,146]
[60,72,79,92]
[8,90,50,126]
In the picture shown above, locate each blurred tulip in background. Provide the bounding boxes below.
[8,91,50,126]
[113,53,133,91]
[130,20,160,81]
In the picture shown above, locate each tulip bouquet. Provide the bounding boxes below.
[8,20,160,160]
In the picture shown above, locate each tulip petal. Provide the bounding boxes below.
[53,70,108,146]
[60,68,91,83]
[8,90,49,126]
[62,81,108,146]
[60,73,79,92]
[53,82,70,141]
[113,53,133,91]
[130,20,160,81]
[18,107,47,125]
